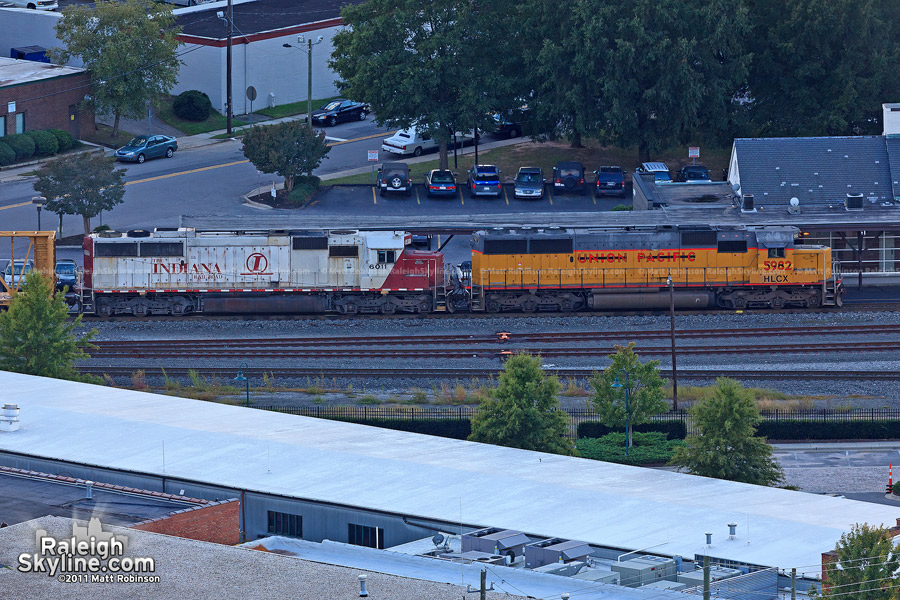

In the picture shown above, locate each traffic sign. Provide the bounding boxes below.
[368,150,379,162]
[688,147,700,158]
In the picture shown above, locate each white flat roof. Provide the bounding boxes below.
[0,57,85,87]
[3,371,898,575]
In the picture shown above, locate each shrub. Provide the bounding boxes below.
[288,175,321,205]
[3,134,36,161]
[576,432,685,466]
[173,90,212,122]
[893,481,900,496]
[0,141,15,166]
[611,204,633,211]
[48,129,75,152]
[27,130,59,156]
[578,419,687,439]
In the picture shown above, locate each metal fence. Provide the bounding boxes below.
[256,406,900,438]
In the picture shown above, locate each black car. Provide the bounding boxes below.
[553,161,587,195]
[677,165,711,182]
[377,162,412,196]
[488,105,530,138]
[593,166,626,197]
[311,99,369,126]
[55,259,77,292]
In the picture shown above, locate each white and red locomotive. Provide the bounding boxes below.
[82,228,445,316]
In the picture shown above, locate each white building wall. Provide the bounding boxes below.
[171,42,224,109]
[0,8,81,66]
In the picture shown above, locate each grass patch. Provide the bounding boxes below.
[576,432,685,466]
[405,388,429,404]
[560,377,590,397]
[358,395,381,405]
[82,124,136,149]
[673,384,789,408]
[326,138,733,186]
[255,96,340,120]
[156,98,249,136]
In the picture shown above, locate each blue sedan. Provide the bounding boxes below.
[115,135,178,164]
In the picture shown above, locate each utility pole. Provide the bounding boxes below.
[480,568,487,600]
[225,0,234,135]
[306,37,313,130]
[668,274,678,410]
[702,556,710,600]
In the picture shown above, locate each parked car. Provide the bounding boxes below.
[311,99,369,126]
[593,166,626,197]
[467,165,503,198]
[115,135,177,163]
[3,259,33,288]
[636,162,672,182]
[377,163,412,197]
[55,259,77,292]
[676,164,711,182]
[513,167,544,199]
[424,169,458,198]
[382,126,473,157]
[552,161,587,195]
[488,105,530,138]
[5,0,57,9]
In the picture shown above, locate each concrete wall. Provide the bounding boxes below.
[174,23,343,115]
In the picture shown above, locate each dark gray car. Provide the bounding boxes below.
[514,167,544,199]
[377,163,412,196]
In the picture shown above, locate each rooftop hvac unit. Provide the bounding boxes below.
[677,566,743,585]
[572,569,621,585]
[524,539,593,569]
[610,556,677,588]
[641,580,688,591]
[533,561,586,577]
[438,550,506,565]
[845,193,864,211]
[462,528,530,559]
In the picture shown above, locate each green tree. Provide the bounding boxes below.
[590,343,668,450]
[50,0,182,137]
[0,273,96,380]
[33,153,125,236]
[241,121,330,191]
[468,353,573,455]
[747,0,900,136]
[670,378,783,485]
[809,523,900,600]
[330,0,512,170]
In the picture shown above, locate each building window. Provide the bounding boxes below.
[267,511,302,538]
[377,250,395,264]
[348,523,383,549]
[0,115,5,137]
[15,113,24,134]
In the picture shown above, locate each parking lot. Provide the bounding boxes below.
[301,184,631,216]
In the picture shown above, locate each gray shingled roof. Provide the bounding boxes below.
[733,136,895,206]
[884,136,900,200]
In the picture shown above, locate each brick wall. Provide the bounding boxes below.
[131,499,241,545]
[2,69,95,139]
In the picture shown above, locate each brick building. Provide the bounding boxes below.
[0,57,94,139]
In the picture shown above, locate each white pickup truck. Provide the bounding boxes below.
[382,127,474,157]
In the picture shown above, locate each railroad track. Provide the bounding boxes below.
[79,366,900,381]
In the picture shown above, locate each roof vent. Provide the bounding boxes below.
[85,480,94,499]
[705,532,713,545]
[728,523,737,539]
[358,574,368,597]
[740,194,756,213]
[0,404,20,432]
[788,197,800,215]
[845,193,864,211]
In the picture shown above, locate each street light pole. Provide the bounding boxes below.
[225,0,234,135]
[31,196,45,231]
[667,274,678,411]
[611,369,632,455]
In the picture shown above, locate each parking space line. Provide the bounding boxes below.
[504,187,509,205]
[549,191,553,206]
[415,187,421,205]
[593,195,597,205]
[372,187,377,204]
[459,189,464,206]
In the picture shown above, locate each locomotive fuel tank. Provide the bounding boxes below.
[587,290,715,310]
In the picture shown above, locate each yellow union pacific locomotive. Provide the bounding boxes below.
[468,225,842,311]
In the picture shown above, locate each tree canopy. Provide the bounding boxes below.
[468,353,573,455]
[670,378,783,485]
[33,152,126,236]
[0,273,96,381]
[50,0,182,136]
[241,121,331,190]
[810,523,900,600]
[590,343,668,448]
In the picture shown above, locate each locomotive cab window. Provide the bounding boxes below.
[94,243,138,257]
[140,242,184,257]
[377,250,396,263]
[768,248,785,258]
[717,240,747,253]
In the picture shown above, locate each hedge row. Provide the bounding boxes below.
[0,128,75,166]
[330,417,472,440]
[577,432,686,466]
[756,420,900,441]
[577,420,688,440]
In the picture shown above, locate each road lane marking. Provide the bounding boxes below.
[0,201,32,212]
[125,159,249,186]
[329,130,398,147]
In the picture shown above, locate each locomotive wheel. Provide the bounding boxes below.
[771,297,785,309]
[133,299,149,316]
[381,302,396,315]
[96,298,112,317]
[522,300,537,313]
[807,295,821,308]
[486,300,501,313]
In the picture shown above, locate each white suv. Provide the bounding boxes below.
[6,0,58,9]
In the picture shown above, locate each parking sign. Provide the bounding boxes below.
[368,150,378,162]
[688,147,700,158]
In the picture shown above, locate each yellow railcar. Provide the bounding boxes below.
[469,225,841,312]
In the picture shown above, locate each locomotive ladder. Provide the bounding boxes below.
[469,284,484,311]
[432,284,450,312]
